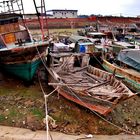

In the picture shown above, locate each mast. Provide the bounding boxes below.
[33,0,49,41]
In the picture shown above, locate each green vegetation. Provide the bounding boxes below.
[0,115,5,122]
[31,107,45,119]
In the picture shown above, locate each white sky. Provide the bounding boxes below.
[0,0,140,17]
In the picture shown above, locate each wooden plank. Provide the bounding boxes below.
[88,91,124,97]
[84,71,105,83]
[84,81,110,91]
[49,68,61,81]
[48,82,93,87]
[81,73,97,84]
[79,92,114,106]
[51,64,60,67]
[71,66,88,73]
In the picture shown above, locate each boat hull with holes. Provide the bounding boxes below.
[47,53,135,115]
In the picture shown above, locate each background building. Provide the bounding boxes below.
[47,9,78,18]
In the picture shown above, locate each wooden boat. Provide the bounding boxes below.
[103,58,140,92]
[0,7,48,81]
[47,53,134,115]
[111,41,135,54]
[86,39,140,92]
[0,43,47,81]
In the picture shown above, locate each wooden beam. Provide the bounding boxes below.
[84,81,110,91]
[71,66,88,73]
[48,82,93,87]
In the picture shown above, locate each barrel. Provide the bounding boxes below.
[79,45,86,53]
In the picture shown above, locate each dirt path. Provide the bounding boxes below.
[0,125,140,140]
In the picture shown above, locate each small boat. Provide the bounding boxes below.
[0,43,47,81]
[0,2,48,81]
[84,37,140,91]
[103,49,140,92]
[47,53,134,115]
[111,41,135,54]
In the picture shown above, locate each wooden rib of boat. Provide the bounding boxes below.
[47,53,134,115]
[102,59,140,92]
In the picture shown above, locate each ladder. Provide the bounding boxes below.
[33,0,49,41]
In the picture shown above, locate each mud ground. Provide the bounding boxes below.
[0,69,140,135]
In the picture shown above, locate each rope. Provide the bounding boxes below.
[38,73,58,140]
[35,45,49,71]
[36,45,56,140]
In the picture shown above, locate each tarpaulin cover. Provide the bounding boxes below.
[118,49,140,71]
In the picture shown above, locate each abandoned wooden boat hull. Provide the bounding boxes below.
[47,53,134,115]
[49,82,114,115]
[102,59,140,92]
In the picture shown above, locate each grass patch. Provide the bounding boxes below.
[31,107,45,119]
[0,115,5,122]
[0,88,15,96]
[18,88,43,99]
[0,84,43,99]
[8,109,18,117]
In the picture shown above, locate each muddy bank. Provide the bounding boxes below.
[0,70,140,135]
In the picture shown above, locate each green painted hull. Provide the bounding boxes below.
[102,60,140,92]
[2,59,41,81]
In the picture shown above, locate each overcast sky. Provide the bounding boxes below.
[1,0,140,17]
[43,0,140,17]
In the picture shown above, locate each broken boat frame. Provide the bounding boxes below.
[47,53,135,115]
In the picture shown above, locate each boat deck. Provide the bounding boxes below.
[0,41,49,51]
[58,68,115,96]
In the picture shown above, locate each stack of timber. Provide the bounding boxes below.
[47,53,135,115]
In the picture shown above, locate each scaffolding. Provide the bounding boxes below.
[0,0,24,14]
[0,0,28,30]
